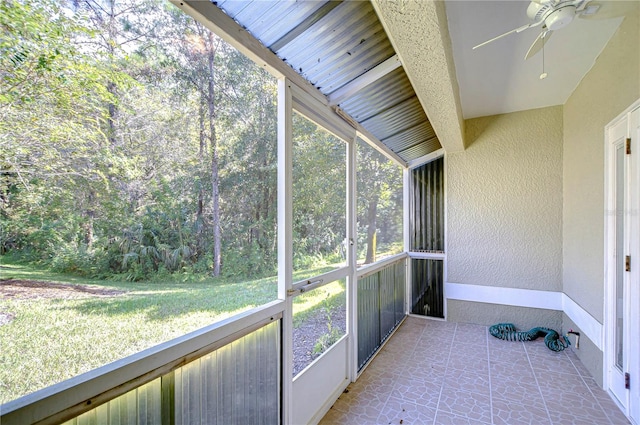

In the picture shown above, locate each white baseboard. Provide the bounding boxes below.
[445,282,603,351]
[562,294,603,351]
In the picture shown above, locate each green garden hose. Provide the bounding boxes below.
[489,323,570,352]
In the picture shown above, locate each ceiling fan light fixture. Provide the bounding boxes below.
[527,1,549,21]
[545,5,577,30]
[474,0,591,57]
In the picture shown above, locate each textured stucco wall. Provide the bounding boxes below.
[448,300,562,332]
[562,4,640,324]
[563,314,604,388]
[447,106,563,290]
[562,4,639,386]
[371,0,465,152]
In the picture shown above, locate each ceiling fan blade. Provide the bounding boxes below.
[472,21,542,50]
[578,1,636,20]
[525,30,553,60]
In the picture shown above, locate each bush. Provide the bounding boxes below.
[221,242,276,278]
[293,252,326,270]
[48,242,110,278]
[313,326,343,355]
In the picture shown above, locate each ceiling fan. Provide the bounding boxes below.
[472,0,630,60]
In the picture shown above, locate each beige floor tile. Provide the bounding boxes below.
[490,381,545,405]
[490,362,535,383]
[321,318,631,425]
[443,369,491,398]
[378,396,436,425]
[491,398,551,425]
[433,410,491,424]
[391,375,442,410]
[437,387,493,424]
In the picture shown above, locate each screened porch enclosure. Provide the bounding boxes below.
[1,0,444,422]
[0,252,411,425]
[409,158,445,319]
[5,0,632,423]
[0,50,428,425]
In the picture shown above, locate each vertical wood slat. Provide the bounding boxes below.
[410,259,443,318]
[174,322,279,425]
[357,258,407,371]
[61,321,280,425]
[357,272,380,370]
[63,379,162,425]
[410,157,443,251]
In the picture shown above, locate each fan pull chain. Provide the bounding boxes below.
[540,36,548,80]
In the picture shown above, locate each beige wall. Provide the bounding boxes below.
[446,5,640,385]
[442,4,638,387]
[563,313,604,387]
[561,3,639,386]
[448,300,562,332]
[447,106,563,291]
[563,5,640,324]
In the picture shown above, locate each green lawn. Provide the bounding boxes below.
[0,261,344,404]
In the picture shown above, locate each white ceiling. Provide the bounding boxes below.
[445,0,624,119]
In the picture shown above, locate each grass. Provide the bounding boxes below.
[0,259,347,404]
[292,279,346,327]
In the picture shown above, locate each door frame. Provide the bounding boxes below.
[604,98,640,423]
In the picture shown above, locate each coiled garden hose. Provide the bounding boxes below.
[489,323,570,352]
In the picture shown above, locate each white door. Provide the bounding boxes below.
[605,102,640,424]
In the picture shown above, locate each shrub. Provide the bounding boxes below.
[48,242,110,278]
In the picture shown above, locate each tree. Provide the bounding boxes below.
[216,50,277,275]
[1,0,120,258]
[357,141,403,264]
[2,0,286,280]
[167,16,224,276]
[70,0,164,247]
[292,114,347,265]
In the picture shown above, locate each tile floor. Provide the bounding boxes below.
[320,316,630,425]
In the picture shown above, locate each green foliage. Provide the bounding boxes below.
[356,139,403,264]
[292,113,347,263]
[311,291,345,355]
[0,0,88,104]
[0,0,404,404]
[221,242,276,278]
[313,326,343,355]
[1,0,401,284]
[48,242,110,277]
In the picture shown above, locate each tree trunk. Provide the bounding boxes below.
[106,81,118,146]
[84,190,96,249]
[105,1,118,148]
[364,195,378,264]
[206,32,222,276]
[196,98,206,257]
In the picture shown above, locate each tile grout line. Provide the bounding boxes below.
[564,351,618,425]
[524,342,554,424]
[375,318,430,425]
[410,319,428,358]
[485,327,494,425]
[377,320,425,424]
[433,322,458,425]
[323,320,629,425]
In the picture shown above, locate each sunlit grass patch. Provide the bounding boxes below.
[0,261,351,404]
[0,262,279,403]
[292,279,346,327]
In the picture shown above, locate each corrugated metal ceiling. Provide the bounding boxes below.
[213,0,441,164]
